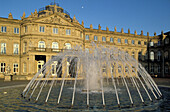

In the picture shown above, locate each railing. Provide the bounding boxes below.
[29,47,70,53]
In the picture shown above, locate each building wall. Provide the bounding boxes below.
[0,4,169,79]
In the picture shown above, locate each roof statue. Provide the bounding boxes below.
[106,26,109,31]
[73,15,76,22]
[128,29,130,34]
[114,26,117,32]
[90,24,93,29]
[34,9,38,17]
[154,32,156,36]
[121,28,124,33]
[21,12,26,19]
[8,12,13,19]
[81,20,84,27]
[147,32,149,36]
[134,30,137,35]
[98,24,101,30]
[141,30,143,36]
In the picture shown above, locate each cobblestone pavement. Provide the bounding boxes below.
[0,78,169,88]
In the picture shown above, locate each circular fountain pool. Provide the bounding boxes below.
[1,83,170,111]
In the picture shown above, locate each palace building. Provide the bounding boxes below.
[0,3,169,80]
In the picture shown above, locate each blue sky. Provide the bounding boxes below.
[0,0,169,36]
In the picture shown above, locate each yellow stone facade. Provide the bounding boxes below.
[0,3,161,80]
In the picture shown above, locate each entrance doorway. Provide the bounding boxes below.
[35,55,46,76]
[37,61,44,75]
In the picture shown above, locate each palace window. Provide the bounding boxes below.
[132,52,135,59]
[165,66,169,73]
[0,63,5,73]
[1,26,6,33]
[13,44,19,54]
[1,43,6,54]
[14,28,19,34]
[125,51,129,60]
[39,26,45,32]
[144,41,147,45]
[138,41,141,45]
[53,28,58,34]
[145,66,148,72]
[85,48,89,53]
[144,53,148,60]
[138,52,142,60]
[125,66,128,72]
[52,42,59,49]
[25,26,27,33]
[164,51,169,59]
[65,43,71,49]
[150,51,154,61]
[94,36,98,41]
[157,65,161,73]
[102,65,106,73]
[102,37,106,42]
[165,38,169,44]
[150,41,154,47]
[132,40,135,44]
[132,66,135,72]
[118,38,121,43]
[66,29,71,35]
[157,51,161,61]
[151,64,154,73]
[157,41,161,46]
[85,35,89,40]
[118,65,121,73]
[23,63,27,73]
[13,63,18,73]
[125,39,128,44]
[23,42,27,53]
[111,65,114,73]
[110,37,113,43]
[38,41,45,48]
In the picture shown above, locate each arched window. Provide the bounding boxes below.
[102,37,106,42]
[164,51,169,59]
[85,48,89,53]
[125,66,128,72]
[144,52,148,60]
[65,43,71,49]
[94,36,98,41]
[118,65,121,73]
[38,41,45,48]
[151,64,154,73]
[138,41,141,45]
[125,51,128,60]
[157,65,161,73]
[165,65,169,73]
[138,52,142,60]
[52,42,59,49]
[157,51,161,61]
[150,51,154,61]
[132,52,135,59]
[1,43,6,54]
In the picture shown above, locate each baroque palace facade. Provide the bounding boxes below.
[0,3,169,80]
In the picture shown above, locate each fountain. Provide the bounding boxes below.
[21,43,162,110]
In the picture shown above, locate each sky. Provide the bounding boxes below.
[0,0,169,36]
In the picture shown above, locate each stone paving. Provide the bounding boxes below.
[0,78,169,88]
